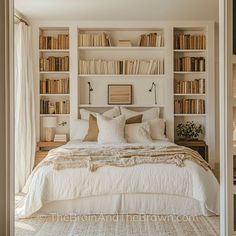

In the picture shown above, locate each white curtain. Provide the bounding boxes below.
[14,22,36,193]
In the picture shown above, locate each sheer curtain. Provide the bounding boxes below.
[14,22,36,193]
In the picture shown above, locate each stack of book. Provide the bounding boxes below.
[174,79,205,94]
[39,34,69,49]
[123,59,164,75]
[174,57,205,72]
[174,34,206,49]
[54,134,67,142]
[40,78,69,94]
[139,33,164,47]
[79,59,164,75]
[78,32,111,47]
[79,60,121,74]
[40,99,70,114]
[40,56,69,71]
[174,99,205,114]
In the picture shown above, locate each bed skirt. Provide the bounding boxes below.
[34,193,215,217]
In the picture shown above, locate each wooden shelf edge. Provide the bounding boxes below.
[37,141,67,148]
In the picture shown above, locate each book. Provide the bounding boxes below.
[79,59,164,75]
[39,34,69,49]
[40,56,69,72]
[78,32,112,47]
[40,99,70,114]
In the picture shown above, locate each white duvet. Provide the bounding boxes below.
[17,140,220,218]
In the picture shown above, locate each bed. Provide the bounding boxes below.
[16,139,220,218]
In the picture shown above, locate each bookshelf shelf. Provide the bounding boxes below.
[39,71,70,74]
[40,114,70,117]
[78,74,165,78]
[78,46,166,51]
[174,93,205,96]
[79,104,164,108]
[174,71,206,74]
[39,49,69,53]
[173,49,206,53]
[40,94,70,96]
[174,114,206,117]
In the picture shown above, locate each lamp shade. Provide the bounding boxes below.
[42,116,57,128]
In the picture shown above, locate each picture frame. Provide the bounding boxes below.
[107,84,133,105]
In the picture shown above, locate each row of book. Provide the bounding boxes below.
[174,34,206,50]
[79,59,164,75]
[40,56,69,72]
[174,99,205,114]
[174,57,205,72]
[40,99,70,114]
[39,34,69,49]
[139,33,164,47]
[78,32,111,47]
[40,78,69,94]
[174,79,205,94]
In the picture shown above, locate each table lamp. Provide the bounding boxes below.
[43,116,57,141]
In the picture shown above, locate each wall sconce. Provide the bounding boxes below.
[88,82,94,105]
[148,82,157,105]
[58,121,67,127]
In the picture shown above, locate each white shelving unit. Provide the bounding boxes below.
[37,27,71,141]
[173,25,215,167]
[32,22,215,166]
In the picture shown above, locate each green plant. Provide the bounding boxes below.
[176,121,204,140]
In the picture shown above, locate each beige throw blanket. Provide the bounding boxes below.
[38,145,210,172]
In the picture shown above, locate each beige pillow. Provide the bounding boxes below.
[80,107,120,120]
[97,114,127,144]
[120,107,160,121]
[148,118,167,140]
[125,122,152,143]
[83,114,143,141]
[83,115,99,141]
[125,114,143,124]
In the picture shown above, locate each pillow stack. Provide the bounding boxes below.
[75,107,167,144]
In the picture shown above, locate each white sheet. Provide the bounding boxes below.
[17,140,220,218]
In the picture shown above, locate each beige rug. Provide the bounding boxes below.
[15,214,219,236]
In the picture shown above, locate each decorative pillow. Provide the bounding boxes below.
[80,107,120,120]
[120,107,160,121]
[125,122,152,143]
[83,115,99,141]
[97,114,127,144]
[125,114,143,124]
[70,119,88,140]
[148,118,167,140]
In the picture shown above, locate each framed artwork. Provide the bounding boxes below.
[108,84,133,105]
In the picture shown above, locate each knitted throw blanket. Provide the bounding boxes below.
[38,145,210,172]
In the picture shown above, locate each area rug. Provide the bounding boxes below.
[15,214,219,236]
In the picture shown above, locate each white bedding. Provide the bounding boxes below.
[17,140,220,218]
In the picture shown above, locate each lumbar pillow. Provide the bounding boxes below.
[125,114,143,124]
[80,107,120,120]
[120,107,160,121]
[125,122,152,143]
[148,118,167,140]
[97,114,127,144]
[83,115,99,141]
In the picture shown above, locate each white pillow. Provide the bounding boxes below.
[80,107,120,120]
[148,118,167,140]
[120,107,160,121]
[70,119,88,140]
[125,122,152,143]
[97,114,127,144]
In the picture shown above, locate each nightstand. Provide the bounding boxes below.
[35,141,67,167]
[174,140,208,162]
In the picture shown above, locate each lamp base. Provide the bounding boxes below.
[45,128,54,142]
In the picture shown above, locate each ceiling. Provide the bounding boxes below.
[15,0,219,22]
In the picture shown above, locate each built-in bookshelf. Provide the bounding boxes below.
[77,28,167,115]
[173,26,214,161]
[38,27,70,141]
[33,23,214,165]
